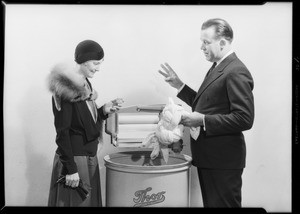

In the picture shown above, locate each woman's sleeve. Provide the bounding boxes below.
[97,105,109,121]
[52,98,77,174]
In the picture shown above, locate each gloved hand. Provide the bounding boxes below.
[168,139,183,153]
[56,175,90,201]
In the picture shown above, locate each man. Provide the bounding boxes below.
[158,18,254,207]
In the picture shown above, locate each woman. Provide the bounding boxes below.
[47,40,123,206]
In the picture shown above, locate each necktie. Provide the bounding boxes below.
[205,62,217,78]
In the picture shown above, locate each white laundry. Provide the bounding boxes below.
[141,97,189,163]
[190,127,200,140]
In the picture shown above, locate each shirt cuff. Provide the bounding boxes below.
[203,115,206,131]
[177,83,186,94]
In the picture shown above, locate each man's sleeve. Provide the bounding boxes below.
[205,68,255,136]
[177,84,197,107]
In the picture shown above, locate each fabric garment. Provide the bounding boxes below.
[205,62,217,78]
[187,61,216,141]
[47,62,107,206]
[197,168,243,207]
[177,52,254,169]
[190,126,201,140]
[51,87,106,174]
[141,97,187,162]
[48,153,102,207]
[47,63,108,174]
[177,52,254,208]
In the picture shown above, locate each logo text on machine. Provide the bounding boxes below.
[133,187,166,207]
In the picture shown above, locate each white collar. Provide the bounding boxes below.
[216,50,234,66]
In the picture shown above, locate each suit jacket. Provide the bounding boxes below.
[178,52,254,169]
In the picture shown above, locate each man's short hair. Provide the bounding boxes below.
[202,18,234,43]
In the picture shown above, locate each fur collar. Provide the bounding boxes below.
[47,62,98,110]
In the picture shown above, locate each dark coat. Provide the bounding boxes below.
[178,52,254,169]
[47,63,108,174]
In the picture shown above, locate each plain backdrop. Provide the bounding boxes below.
[3,3,292,212]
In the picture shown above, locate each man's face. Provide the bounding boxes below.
[200,26,222,62]
[81,59,104,78]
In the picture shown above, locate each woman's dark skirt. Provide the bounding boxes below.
[48,153,102,207]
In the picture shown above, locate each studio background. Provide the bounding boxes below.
[3,3,292,212]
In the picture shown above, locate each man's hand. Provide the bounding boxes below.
[180,112,204,127]
[158,62,184,90]
[103,98,124,115]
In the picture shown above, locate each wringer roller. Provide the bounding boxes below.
[105,104,165,147]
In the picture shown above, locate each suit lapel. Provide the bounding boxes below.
[192,52,237,107]
[192,70,224,108]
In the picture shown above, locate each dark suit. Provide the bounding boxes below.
[177,52,254,207]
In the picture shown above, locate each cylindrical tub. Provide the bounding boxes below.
[104,150,192,207]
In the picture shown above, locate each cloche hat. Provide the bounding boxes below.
[74,40,104,64]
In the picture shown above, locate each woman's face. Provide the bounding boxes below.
[80,59,104,78]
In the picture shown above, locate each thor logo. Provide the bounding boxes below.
[133,187,166,207]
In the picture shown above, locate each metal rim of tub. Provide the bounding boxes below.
[104,151,192,174]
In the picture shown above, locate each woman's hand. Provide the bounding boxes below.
[65,172,80,188]
[103,98,124,115]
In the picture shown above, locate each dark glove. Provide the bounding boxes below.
[168,139,184,153]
